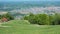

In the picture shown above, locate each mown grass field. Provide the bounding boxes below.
[0,20,60,34]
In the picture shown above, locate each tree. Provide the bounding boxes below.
[53,13,60,25]
[24,13,50,25]
[1,13,14,21]
[0,15,1,19]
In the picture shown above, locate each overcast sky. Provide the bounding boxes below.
[0,0,60,2]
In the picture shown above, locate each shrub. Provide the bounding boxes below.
[52,13,60,25]
[24,13,51,25]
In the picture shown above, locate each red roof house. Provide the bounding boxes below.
[1,17,8,22]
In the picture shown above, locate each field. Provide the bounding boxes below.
[0,20,60,34]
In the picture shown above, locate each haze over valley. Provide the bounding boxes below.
[0,1,60,18]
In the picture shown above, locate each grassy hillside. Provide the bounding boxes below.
[0,20,60,34]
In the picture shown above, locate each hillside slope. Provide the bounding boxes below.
[0,20,60,34]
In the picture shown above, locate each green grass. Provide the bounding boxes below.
[0,20,60,34]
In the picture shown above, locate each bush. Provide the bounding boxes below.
[24,13,60,25]
[52,13,60,25]
[24,13,51,25]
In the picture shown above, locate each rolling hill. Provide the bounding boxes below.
[0,20,60,34]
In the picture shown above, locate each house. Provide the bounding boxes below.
[0,12,8,22]
[1,17,8,22]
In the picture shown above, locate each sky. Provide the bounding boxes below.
[0,0,60,1]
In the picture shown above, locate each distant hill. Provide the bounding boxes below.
[0,1,60,11]
[0,1,60,19]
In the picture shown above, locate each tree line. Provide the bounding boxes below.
[24,13,60,25]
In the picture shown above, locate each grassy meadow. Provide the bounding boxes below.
[0,20,60,34]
